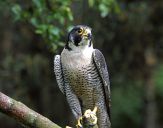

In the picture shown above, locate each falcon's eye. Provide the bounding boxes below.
[77,28,83,34]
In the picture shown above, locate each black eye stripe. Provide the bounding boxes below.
[67,25,92,48]
[72,27,81,32]
[74,35,82,46]
[70,27,84,34]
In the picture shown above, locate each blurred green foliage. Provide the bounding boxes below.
[10,0,118,51]
[112,82,143,128]
[155,65,163,96]
[11,0,74,51]
[88,0,120,17]
[155,64,163,127]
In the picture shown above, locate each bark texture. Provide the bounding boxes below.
[0,92,61,128]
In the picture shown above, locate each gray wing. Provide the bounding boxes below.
[92,49,111,118]
[54,55,65,94]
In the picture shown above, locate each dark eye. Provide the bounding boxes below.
[77,29,82,34]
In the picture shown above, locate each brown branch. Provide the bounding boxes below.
[0,92,61,128]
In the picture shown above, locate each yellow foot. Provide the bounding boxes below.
[66,126,72,128]
[76,116,83,128]
[84,106,98,126]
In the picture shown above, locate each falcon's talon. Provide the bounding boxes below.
[84,106,98,125]
[93,106,98,113]
[66,126,73,128]
[76,117,83,128]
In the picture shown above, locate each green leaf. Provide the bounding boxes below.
[67,12,73,21]
[99,3,109,17]
[67,25,73,32]
[30,17,38,27]
[48,26,60,35]
[32,0,42,8]
[155,65,163,95]
[35,29,43,34]
[88,0,94,7]
[11,4,22,20]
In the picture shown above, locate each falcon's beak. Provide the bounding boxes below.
[80,29,91,40]
[82,30,88,37]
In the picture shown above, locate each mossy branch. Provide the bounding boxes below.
[0,92,61,128]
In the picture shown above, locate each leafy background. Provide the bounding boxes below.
[0,0,163,128]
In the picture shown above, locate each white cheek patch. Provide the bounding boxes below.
[70,35,74,43]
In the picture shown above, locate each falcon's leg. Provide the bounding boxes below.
[65,85,82,127]
[93,88,111,128]
[96,100,111,128]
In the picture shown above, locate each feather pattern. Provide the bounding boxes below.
[59,48,111,128]
[54,55,65,94]
[92,49,111,119]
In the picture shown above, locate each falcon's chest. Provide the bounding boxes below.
[61,47,96,88]
[61,47,102,108]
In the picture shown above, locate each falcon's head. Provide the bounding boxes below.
[65,25,92,50]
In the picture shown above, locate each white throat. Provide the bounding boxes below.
[69,42,93,56]
[61,41,94,68]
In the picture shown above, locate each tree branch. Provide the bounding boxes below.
[0,92,61,128]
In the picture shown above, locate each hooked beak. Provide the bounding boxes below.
[79,29,91,39]
[82,30,88,37]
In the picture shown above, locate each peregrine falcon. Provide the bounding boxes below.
[54,25,111,128]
